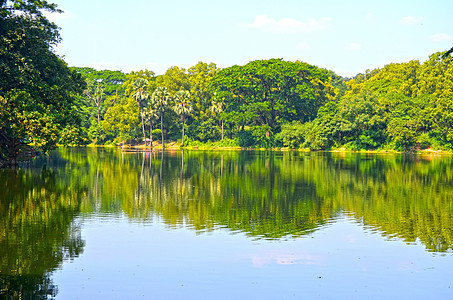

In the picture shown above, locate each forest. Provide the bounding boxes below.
[69,52,453,153]
[1,0,453,167]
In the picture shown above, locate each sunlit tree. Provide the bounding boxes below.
[143,106,158,150]
[151,86,171,150]
[210,100,225,140]
[132,78,150,144]
[173,90,192,146]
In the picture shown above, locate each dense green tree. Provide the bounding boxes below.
[101,96,139,143]
[188,62,219,121]
[151,87,171,150]
[302,101,344,150]
[143,105,158,150]
[132,78,150,144]
[84,78,106,124]
[157,66,190,95]
[173,90,192,146]
[415,53,453,149]
[123,70,156,95]
[71,67,127,96]
[210,100,225,140]
[337,89,387,150]
[210,59,335,139]
[0,0,85,166]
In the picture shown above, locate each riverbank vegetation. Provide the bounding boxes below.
[1,0,453,167]
[74,52,453,154]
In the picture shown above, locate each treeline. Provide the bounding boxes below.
[74,52,453,151]
[73,60,339,149]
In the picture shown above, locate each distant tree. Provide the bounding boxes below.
[188,62,218,121]
[151,87,171,150]
[123,70,155,96]
[210,100,225,140]
[157,66,190,95]
[173,90,192,146]
[101,97,139,144]
[143,105,158,150]
[210,59,335,138]
[132,78,150,144]
[84,79,106,124]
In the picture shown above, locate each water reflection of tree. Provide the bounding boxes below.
[0,167,86,299]
[60,148,453,252]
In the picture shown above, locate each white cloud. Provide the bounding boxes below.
[346,42,361,51]
[400,16,423,26]
[428,33,452,42]
[244,15,331,33]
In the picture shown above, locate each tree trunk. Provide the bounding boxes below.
[161,111,165,150]
[141,108,146,146]
[181,116,185,147]
[149,123,153,151]
[221,119,224,140]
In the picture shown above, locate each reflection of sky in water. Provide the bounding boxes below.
[52,215,453,300]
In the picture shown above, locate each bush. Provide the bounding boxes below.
[187,119,220,142]
[215,138,239,147]
[275,122,305,148]
[237,130,255,147]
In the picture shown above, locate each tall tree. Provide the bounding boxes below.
[210,100,225,140]
[157,66,190,95]
[101,96,139,144]
[132,78,150,145]
[84,79,106,124]
[188,62,218,121]
[143,105,158,150]
[0,0,85,166]
[151,87,171,150]
[210,59,335,136]
[173,90,192,146]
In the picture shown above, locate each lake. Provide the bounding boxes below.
[1,147,452,299]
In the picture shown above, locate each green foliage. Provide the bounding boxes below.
[71,67,127,96]
[237,130,255,148]
[210,59,335,134]
[275,121,306,148]
[101,97,139,143]
[0,0,85,165]
[173,90,192,117]
[59,125,89,147]
[187,119,220,142]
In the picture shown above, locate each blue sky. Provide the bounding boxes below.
[49,0,453,77]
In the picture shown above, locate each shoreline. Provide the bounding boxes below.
[85,142,453,155]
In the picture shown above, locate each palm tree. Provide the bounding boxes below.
[151,86,171,150]
[132,78,149,145]
[173,90,192,147]
[210,100,225,140]
[143,106,158,151]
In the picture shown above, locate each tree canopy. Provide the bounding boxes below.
[0,0,85,166]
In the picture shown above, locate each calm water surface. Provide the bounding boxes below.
[1,148,452,299]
